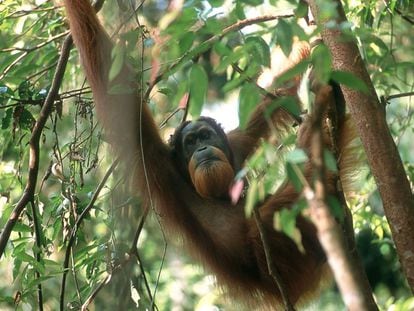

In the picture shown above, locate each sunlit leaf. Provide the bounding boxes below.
[274,60,310,88]
[13,222,32,233]
[189,64,208,118]
[274,20,293,56]
[239,83,260,129]
[311,44,332,84]
[286,162,304,191]
[331,70,369,93]
[246,36,271,67]
[295,1,309,18]
[245,180,258,218]
[241,0,263,6]
[209,0,225,7]
[179,31,195,53]
[287,149,308,164]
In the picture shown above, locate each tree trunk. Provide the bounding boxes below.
[308,0,414,292]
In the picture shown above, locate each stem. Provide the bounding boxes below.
[253,207,295,311]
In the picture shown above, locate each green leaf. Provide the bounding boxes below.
[12,258,22,280]
[241,0,263,6]
[235,2,246,19]
[121,29,140,53]
[158,87,174,97]
[15,251,36,263]
[52,218,62,241]
[2,108,13,129]
[246,36,271,67]
[172,80,188,109]
[324,149,338,172]
[189,64,208,118]
[13,222,32,233]
[326,195,343,221]
[295,1,309,18]
[283,133,298,146]
[286,162,304,191]
[18,81,33,99]
[273,206,305,252]
[245,180,258,218]
[0,202,13,227]
[213,41,232,57]
[75,244,99,259]
[209,0,225,7]
[280,96,302,118]
[239,83,260,129]
[287,149,308,164]
[109,44,125,82]
[222,64,260,92]
[311,44,332,84]
[18,108,35,130]
[274,60,310,88]
[204,17,224,35]
[179,31,195,53]
[274,209,296,235]
[331,70,369,93]
[265,96,301,120]
[274,20,293,56]
[214,47,246,73]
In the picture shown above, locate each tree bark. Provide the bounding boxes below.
[308,0,414,292]
[307,85,378,310]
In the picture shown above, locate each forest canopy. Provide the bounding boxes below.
[0,0,413,310]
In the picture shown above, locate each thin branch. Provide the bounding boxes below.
[59,158,119,311]
[137,4,169,305]
[0,34,73,259]
[60,87,92,100]
[81,274,113,311]
[0,31,69,80]
[26,62,58,81]
[231,63,303,124]
[159,107,184,128]
[381,91,414,105]
[383,0,414,24]
[30,200,44,311]
[3,5,57,19]
[253,207,295,311]
[70,251,83,306]
[80,206,156,311]
[144,14,294,102]
[129,207,158,310]
[394,7,414,24]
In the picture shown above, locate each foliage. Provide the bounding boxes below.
[0,0,413,310]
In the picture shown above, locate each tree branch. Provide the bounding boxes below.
[59,159,119,311]
[308,0,414,292]
[0,34,73,259]
[306,85,378,310]
[79,206,155,311]
[30,200,44,311]
[144,14,294,101]
[253,207,295,311]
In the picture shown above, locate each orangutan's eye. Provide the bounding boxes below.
[199,129,211,140]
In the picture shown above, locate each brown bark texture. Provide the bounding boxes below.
[308,0,414,292]
[308,86,377,310]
